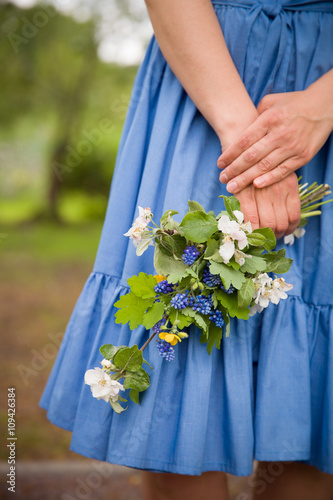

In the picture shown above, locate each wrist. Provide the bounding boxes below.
[215,108,259,151]
[305,74,333,132]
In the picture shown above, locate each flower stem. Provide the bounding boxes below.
[140,331,158,352]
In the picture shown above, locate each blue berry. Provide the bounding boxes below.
[170,292,190,309]
[182,245,200,266]
[154,280,174,294]
[220,282,235,294]
[157,340,175,361]
[209,308,224,328]
[153,317,167,334]
[202,266,222,288]
[202,265,235,293]
[192,295,213,315]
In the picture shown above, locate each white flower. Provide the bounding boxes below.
[219,236,235,264]
[84,367,124,403]
[242,221,253,233]
[284,227,306,246]
[250,273,293,316]
[124,206,153,247]
[218,211,252,264]
[101,359,112,369]
[234,248,251,266]
[232,210,244,224]
[137,206,153,222]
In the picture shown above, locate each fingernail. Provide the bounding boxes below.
[227,181,238,193]
[220,173,228,183]
[255,178,264,187]
[218,160,226,169]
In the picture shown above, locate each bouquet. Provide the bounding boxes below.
[84,181,332,413]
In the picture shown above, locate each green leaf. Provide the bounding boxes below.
[228,259,241,270]
[142,301,165,330]
[154,244,188,275]
[228,196,241,211]
[204,238,219,259]
[118,395,128,403]
[136,238,154,256]
[253,228,276,251]
[169,309,193,329]
[263,249,293,274]
[209,261,246,290]
[211,291,219,308]
[219,195,239,219]
[176,275,193,290]
[160,233,187,257]
[226,321,231,338]
[179,211,218,243]
[143,358,153,370]
[110,399,127,413]
[247,246,264,256]
[160,209,178,226]
[129,389,140,405]
[246,232,267,246]
[167,270,196,286]
[206,322,223,354]
[127,273,157,299]
[99,344,126,360]
[188,200,205,212]
[209,250,224,264]
[167,271,186,284]
[182,307,209,333]
[115,292,155,329]
[240,255,267,274]
[113,345,143,372]
[237,279,255,308]
[123,367,150,392]
[216,289,249,320]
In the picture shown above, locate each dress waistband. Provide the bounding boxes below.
[211,0,333,15]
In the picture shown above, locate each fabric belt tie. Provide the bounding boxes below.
[211,0,333,18]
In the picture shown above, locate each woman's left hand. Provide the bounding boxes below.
[217,87,333,193]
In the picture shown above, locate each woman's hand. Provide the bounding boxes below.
[217,71,333,193]
[234,172,301,240]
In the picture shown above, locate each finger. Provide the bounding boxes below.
[219,133,278,185]
[235,186,260,230]
[217,115,268,169]
[285,176,301,235]
[271,188,290,240]
[255,188,276,234]
[222,147,289,193]
[253,157,301,189]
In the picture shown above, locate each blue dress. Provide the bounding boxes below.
[39,0,333,476]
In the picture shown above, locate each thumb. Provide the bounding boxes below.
[257,93,278,114]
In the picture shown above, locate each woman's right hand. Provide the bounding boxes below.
[232,172,301,240]
[220,125,301,240]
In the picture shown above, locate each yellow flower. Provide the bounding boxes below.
[159,332,182,346]
[154,275,167,283]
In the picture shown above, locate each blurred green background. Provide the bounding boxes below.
[0,0,150,461]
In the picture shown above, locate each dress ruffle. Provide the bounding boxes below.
[39,271,333,476]
[39,2,333,476]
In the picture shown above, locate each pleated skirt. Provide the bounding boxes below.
[39,1,333,476]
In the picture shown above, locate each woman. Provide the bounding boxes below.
[40,0,333,498]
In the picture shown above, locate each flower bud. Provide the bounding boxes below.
[101,359,112,369]
[178,332,189,339]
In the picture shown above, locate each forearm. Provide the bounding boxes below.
[305,69,333,132]
[144,0,257,145]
